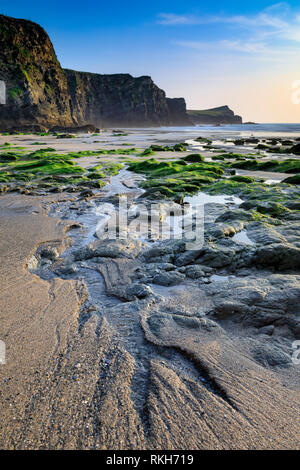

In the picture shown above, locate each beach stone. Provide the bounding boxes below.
[247,223,286,245]
[123,283,153,301]
[80,189,94,198]
[251,342,291,368]
[197,246,236,268]
[147,314,170,337]
[258,325,275,336]
[252,243,300,270]
[185,266,205,279]
[145,262,175,272]
[290,143,300,154]
[54,263,77,275]
[143,246,173,262]
[216,210,257,223]
[193,262,214,273]
[172,315,201,329]
[213,301,245,318]
[174,249,203,267]
[206,221,245,239]
[27,255,38,270]
[285,201,300,211]
[152,271,185,286]
[74,239,141,260]
[39,247,59,260]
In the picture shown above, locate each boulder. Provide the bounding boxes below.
[152,271,185,286]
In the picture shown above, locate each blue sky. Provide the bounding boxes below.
[2,1,300,122]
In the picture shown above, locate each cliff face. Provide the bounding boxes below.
[0,14,74,130]
[65,69,190,127]
[166,98,191,126]
[187,106,242,125]
[0,14,190,130]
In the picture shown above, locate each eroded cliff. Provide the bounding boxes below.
[65,69,190,127]
[0,14,74,130]
[0,14,190,130]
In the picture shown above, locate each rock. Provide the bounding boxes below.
[256,201,289,218]
[123,283,153,301]
[185,266,205,279]
[147,314,169,337]
[258,325,275,336]
[65,72,191,128]
[27,255,38,271]
[251,342,291,368]
[216,210,257,223]
[39,247,59,261]
[205,221,244,239]
[192,263,214,273]
[144,262,175,272]
[152,271,185,286]
[282,175,300,185]
[174,249,203,267]
[197,246,237,269]
[74,239,142,261]
[143,246,173,262]
[213,301,245,318]
[253,243,300,270]
[172,315,202,329]
[54,263,77,275]
[246,223,286,246]
[50,124,100,134]
[290,143,300,155]
[285,201,300,210]
[182,154,205,163]
[80,189,94,198]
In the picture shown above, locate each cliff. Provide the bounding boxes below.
[0,14,74,130]
[65,69,191,127]
[0,14,190,130]
[187,106,242,125]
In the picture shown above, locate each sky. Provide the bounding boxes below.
[1,0,300,122]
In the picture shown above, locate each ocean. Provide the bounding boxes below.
[158,123,300,138]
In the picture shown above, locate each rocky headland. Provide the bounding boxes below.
[0,14,191,131]
[188,106,242,125]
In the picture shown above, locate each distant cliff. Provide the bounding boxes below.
[0,14,190,130]
[65,69,190,128]
[187,106,242,125]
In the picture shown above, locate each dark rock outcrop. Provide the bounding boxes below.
[166,97,192,126]
[0,14,74,130]
[65,69,191,128]
[0,14,191,130]
[187,105,242,125]
[49,124,100,134]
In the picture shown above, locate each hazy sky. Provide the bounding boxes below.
[2,0,300,122]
